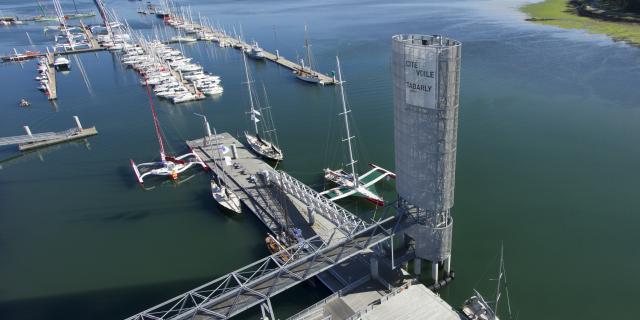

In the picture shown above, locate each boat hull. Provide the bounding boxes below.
[211,181,242,213]
[294,71,323,84]
[245,132,283,161]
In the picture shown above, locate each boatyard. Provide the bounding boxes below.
[1,0,640,320]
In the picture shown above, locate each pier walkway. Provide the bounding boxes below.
[45,52,57,100]
[126,133,460,320]
[188,133,386,291]
[163,23,336,85]
[0,117,97,151]
[122,132,396,320]
[125,214,393,320]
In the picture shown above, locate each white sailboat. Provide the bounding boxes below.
[293,25,323,84]
[461,245,513,320]
[195,114,242,214]
[319,57,395,206]
[242,52,284,161]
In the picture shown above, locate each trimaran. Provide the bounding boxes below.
[130,81,206,184]
[319,56,395,206]
[241,51,284,161]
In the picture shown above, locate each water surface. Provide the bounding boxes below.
[0,0,639,319]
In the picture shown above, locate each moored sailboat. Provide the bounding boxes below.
[293,25,323,84]
[461,245,513,320]
[195,114,242,214]
[241,52,284,161]
[319,56,395,206]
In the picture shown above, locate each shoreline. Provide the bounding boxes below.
[520,0,640,46]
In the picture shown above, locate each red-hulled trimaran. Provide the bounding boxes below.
[130,81,206,184]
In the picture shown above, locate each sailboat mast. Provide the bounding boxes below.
[36,0,47,16]
[211,127,223,185]
[494,244,504,317]
[242,52,259,134]
[144,80,166,158]
[304,24,312,70]
[336,57,358,187]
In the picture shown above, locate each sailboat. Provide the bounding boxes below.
[130,81,207,184]
[32,0,58,22]
[242,52,284,161]
[65,0,96,19]
[195,114,242,214]
[319,57,395,206]
[461,245,514,320]
[293,25,323,84]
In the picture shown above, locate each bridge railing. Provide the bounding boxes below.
[272,171,366,235]
[125,214,395,320]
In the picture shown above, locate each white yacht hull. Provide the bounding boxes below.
[211,180,242,214]
[294,71,323,84]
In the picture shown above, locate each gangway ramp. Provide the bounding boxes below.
[125,216,394,320]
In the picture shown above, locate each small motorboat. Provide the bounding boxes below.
[247,41,265,60]
[19,99,31,107]
[53,56,71,71]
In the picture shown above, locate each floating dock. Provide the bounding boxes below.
[163,22,337,85]
[0,116,97,151]
[45,52,57,100]
[80,21,100,50]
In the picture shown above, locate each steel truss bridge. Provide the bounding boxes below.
[125,171,397,320]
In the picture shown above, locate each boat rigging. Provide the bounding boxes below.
[194,113,242,214]
[293,25,324,84]
[319,56,395,206]
[242,51,284,161]
[130,80,206,184]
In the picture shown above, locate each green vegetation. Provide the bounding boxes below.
[521,0,640,45]
[602,0,640,13]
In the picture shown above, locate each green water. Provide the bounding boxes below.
[0,0,639,319]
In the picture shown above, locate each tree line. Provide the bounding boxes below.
[600,0,640,13]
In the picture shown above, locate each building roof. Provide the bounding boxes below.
[362,284,463,320]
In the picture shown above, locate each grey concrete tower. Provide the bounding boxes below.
[391,34,461,282]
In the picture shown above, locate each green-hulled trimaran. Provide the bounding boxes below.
[319,56,395,206]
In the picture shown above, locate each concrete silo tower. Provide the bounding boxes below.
[392,34,461,283]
